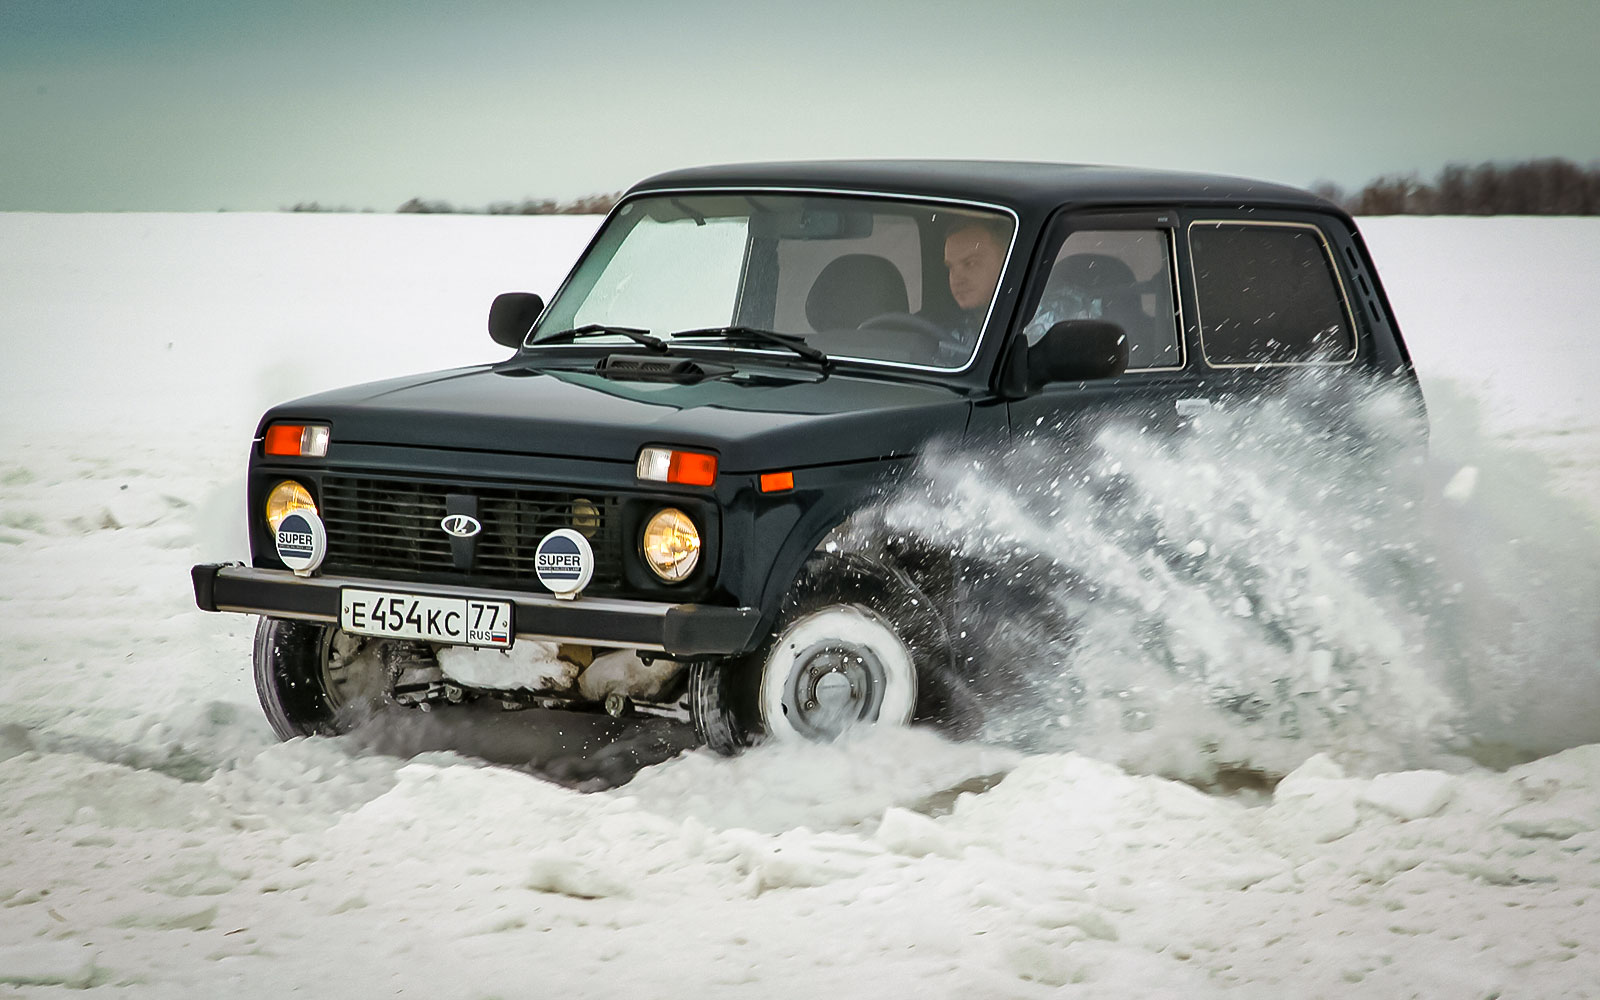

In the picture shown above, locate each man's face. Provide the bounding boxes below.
[944,224,1006,312]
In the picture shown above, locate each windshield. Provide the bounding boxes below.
[530,193,1016,370]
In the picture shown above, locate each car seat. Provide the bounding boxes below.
[804,254,910,332]
[1046,253,1165,367]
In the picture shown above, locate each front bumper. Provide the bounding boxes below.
[191,563,762,658]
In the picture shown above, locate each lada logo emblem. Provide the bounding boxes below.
[440,514,482,538]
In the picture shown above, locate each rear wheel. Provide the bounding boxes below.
[252,617,387,739]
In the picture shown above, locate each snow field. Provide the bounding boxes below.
[1,211,1598,996]
[1361,216,1600,502]
[4,732,1600,996]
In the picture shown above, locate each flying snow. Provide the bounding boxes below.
[872,374,1600,782]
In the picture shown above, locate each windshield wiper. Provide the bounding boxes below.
[536,324,670,353]
[669,326,832,371]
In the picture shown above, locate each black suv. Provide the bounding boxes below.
[191,160,1421,754]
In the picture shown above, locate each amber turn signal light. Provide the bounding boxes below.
[264,423,330,458]
[636,446,717,487]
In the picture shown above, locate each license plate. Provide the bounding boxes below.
[340,589,513,649]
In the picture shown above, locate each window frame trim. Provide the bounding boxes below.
[1185,218,1360,370]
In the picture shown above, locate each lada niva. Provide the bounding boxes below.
[191,161,1422,755]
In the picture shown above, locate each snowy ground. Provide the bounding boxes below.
[1,212,1598,997]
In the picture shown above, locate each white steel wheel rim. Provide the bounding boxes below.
[759,604,917,742]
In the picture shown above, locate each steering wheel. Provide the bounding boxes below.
[858,312,949,338]
[854,312,951,365]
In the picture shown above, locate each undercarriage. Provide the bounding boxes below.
[362,636,691,720]
[254,615,695,742]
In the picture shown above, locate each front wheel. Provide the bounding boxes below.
[690,555,969,754]
[252,617,387,739]
[757,604,917,741]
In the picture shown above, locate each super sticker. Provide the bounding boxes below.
[535,528,593,598]
[275,510,327,576]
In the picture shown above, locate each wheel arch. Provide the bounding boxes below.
[748,466,951,639]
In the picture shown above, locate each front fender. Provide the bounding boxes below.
[722,457,918,639]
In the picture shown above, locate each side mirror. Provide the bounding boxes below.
[488,292,545,348]
[1028,320,1128,386]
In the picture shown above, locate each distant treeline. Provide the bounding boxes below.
[286,159,1600,217]
[287,193,622,215]
[1314,158,1600,215]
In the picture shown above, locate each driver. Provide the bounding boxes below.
[938,218,1007,362]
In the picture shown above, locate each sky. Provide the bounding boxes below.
[2,0,1597,212]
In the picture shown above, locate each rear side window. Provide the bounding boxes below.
[1189,222,1355,366]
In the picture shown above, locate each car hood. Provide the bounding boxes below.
[264,362,975,472]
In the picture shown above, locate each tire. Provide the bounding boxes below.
[689,554,973,754]
[252,617,386,739]
[688,658,751,756]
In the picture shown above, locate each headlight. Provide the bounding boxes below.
[265,480,317,532]
[641,507,700,582]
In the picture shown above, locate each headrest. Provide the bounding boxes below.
[1051,253,1138,292]
[805,254,910,331]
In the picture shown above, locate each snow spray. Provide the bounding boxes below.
[869,374,1600,782]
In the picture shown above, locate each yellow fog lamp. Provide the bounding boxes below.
[265,480,318,532]
[571,498,600,538]
[641,507,701,582]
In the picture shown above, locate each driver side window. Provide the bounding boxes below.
[1023,229,1181,371]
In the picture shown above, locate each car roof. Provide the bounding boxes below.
[630,160,1335,215]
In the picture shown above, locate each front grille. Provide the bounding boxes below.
[319,475,625,594]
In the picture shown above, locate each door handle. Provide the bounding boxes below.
[1175,398,1213,418]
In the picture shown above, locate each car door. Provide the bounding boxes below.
[1006,209,1209,444]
